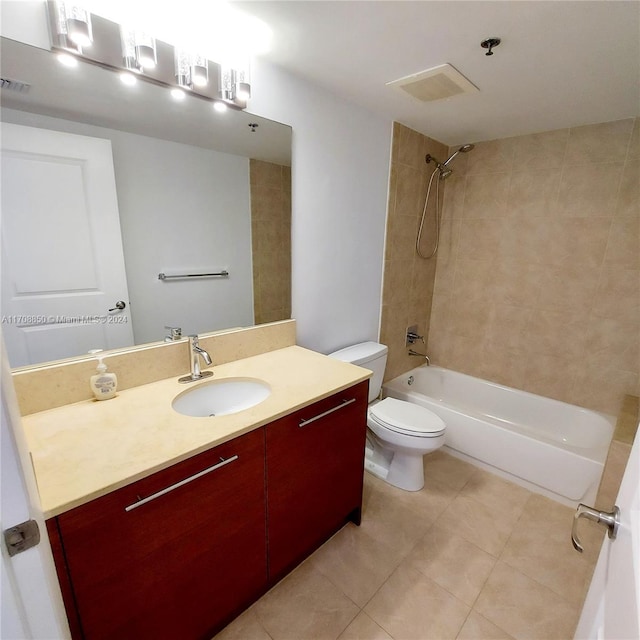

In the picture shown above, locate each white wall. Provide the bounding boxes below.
[2,109,255,345]
[250,59,392,354]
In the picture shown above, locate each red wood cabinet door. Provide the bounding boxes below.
[266,381,368,580]
[51,428,267,640]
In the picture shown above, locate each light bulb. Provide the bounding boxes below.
[120,73,137,86]
[213,102,228,113]
[171,88,186,101]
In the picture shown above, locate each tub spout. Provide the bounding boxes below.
[408,349,430,365]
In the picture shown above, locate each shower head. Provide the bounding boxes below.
[439,168,453,179]
[442,143,475,166]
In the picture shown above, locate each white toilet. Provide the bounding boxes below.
[329,342,446,491]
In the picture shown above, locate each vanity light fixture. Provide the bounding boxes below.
[120,26,156,71]
[46,2,254,111]
[133,31,157,70]
[236,82,251,101]
[220,65,251,103]
[174,48,209,90]
[50,1,92,52]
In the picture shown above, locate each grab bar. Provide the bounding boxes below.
[299,398,356,428]
[158,271,229,280]
[124,455,238,512]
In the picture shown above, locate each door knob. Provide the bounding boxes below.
[108,300,126,312]
[571,503,620,553]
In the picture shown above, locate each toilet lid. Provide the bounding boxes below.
[369,398,446,437]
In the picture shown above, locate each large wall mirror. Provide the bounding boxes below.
[1,37,292,369]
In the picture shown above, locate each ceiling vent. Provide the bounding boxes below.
[386,63,478,102]
[0,77,32,94]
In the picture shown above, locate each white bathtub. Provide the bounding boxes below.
[383,366,615,506]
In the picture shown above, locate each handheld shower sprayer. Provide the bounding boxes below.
[425,143,475,177]
[418,142,475,259]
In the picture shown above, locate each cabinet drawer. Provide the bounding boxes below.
[50,428,267,640]
[266,380,368,579]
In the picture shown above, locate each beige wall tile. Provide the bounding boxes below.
[513,128,569,170]
[592,268,640,323]
[565,119,635,165]
[536,264,600,314]
[615,157,639,218]
[457,219,507,261]
[526,309,589,360]
[545,217,612,269]
[572,365,639,415]
[391,119,638,416]
[499,216,550,265]
[463,173,511,219]
[585,317,640,374]
[507,168,561,217]
[478,340,528,389]
[380,124,447,380]
[555,162,623,218]
[466,138,517,175]
[627,117,639,161]
[604,215,640,270]
[596,440,632,511]
[395,163,425,218]
[250,160,291,325]
[397,122,427,169]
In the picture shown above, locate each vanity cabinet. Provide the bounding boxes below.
[266,380,369,580]
[47,429,267,640]
[45,381,369,639]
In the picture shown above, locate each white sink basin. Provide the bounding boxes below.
[172,378,271,417]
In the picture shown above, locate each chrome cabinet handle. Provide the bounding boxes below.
[125,455,238,512]
[299,398,356,428]
[571,503,620,553]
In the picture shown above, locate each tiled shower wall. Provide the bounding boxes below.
[249,159,292,325]
[380,123,448,380]
[429,118,639,416]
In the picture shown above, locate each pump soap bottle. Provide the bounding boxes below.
[88,349,118,400]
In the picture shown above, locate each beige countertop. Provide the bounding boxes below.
[21,346,371,518]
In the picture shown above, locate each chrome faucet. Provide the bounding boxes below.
[179,335,214,383]
[408,349,430,366]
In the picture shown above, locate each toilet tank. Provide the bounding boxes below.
[328,342,388,403]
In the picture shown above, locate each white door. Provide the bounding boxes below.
[1,337,69,638]
[574,433,640,639]
[1,123,134,367]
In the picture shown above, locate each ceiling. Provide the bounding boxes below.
[239,1,640,146]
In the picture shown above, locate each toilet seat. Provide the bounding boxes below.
[369,397,445,438]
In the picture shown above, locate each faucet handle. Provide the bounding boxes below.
[406,331,425,344]
[164,326,182,341]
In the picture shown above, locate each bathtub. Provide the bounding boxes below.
[383,366,615,506]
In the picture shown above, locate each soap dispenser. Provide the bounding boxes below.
[88,349,118,400]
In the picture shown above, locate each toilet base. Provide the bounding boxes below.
[364,440,425,492]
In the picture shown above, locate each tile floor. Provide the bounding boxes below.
[214,451,604,640]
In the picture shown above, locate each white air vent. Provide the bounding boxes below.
[386,64,478,102]
[0,77,31,94]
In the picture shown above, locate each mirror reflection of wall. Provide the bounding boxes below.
[1,110,292,366]
[0,38,292,369]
